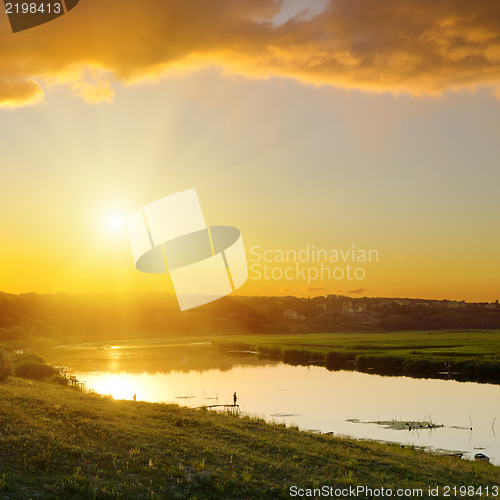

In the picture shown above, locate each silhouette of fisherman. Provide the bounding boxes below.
[445,361,452,380]
[233,392,237,406]
[133,393,137,402]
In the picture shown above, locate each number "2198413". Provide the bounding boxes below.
[5,2,62,14]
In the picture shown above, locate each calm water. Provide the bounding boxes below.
[41,342,500,465]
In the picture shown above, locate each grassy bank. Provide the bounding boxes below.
[213,330,500,382]
[0,378,499,499]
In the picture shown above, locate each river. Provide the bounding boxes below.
[39,341,500,465]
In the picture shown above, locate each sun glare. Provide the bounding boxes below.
[103,212,126,235]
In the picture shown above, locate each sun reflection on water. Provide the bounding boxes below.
[89,373,140,400]
[82,372,200,403]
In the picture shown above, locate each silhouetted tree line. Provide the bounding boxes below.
[0,292,499,345]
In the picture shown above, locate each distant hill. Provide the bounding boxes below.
[0,292,499,345]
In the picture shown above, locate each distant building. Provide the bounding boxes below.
[316,303,327,312]
[341,301,366,314]
[447,301,466,309]
[341,301,353,314]
[284,309,298,320]
[394,300,409,306]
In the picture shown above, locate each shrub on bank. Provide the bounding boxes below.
[0,348,14,382]
[355,354,403,372]
[402,357,443,374]
[15,360,57,380]
[256,345,282,359]
[282,349,324,365]
[325,351,353,369]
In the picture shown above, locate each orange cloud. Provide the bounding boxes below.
[0,78,44,108]
[2,0,500,107]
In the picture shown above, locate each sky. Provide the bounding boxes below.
[0,0,499,301]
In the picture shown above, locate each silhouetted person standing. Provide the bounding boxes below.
[444,361,452,380]
[233,392,237,405]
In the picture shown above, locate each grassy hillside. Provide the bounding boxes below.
[0,378,499,499]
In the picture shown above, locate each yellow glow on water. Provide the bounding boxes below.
[83,372,200,403]
[89,373,140,400]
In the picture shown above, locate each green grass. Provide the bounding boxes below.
[0,378,499,499]
[213,330,500,381]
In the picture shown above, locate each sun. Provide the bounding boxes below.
[103,212,126,235]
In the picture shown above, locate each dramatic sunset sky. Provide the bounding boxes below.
[1,0,499,301]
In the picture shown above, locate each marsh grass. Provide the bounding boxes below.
[214,330,500,382]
